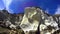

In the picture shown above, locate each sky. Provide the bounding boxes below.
[55,6,60,14]
[0,0,60,15]
[0,0,5,10]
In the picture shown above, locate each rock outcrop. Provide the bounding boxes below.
[20,7,60,34]
[0,7,60,34]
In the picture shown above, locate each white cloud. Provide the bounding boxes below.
[45,9,49,13]
[2,0,12,9]
[55,6,60,14]
[2,0,14,13]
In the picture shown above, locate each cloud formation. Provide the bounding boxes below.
[2,0,13,13]
[55,6,60,14]
[2,0,12,8]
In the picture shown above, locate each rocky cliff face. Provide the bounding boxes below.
[0,9,23,29]
[20,7,41,34]
[0,7,60,34]
[20,7,60,34]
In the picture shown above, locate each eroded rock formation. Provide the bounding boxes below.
[0,7,60,34]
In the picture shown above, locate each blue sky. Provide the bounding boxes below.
[0,0,5,10]
[38,0,60,15]
[0,0,60,15]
